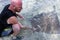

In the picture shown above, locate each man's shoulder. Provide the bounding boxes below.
[5,4,10,9]
[4,4,10,11]
[1,4,10,14]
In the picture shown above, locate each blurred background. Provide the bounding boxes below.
[0,0,60,40]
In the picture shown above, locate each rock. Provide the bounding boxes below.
[30,12,60,34]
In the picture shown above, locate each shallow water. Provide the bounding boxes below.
[0,0,60,40]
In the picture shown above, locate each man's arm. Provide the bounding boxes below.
[16,13,24,19]
[19,23,33,30]
[7,16,32,30]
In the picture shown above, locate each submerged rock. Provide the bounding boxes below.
[30,12,60,34]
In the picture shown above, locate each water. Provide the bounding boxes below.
[0,0,60,40]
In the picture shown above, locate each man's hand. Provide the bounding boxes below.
[16,13,24,19]
[19,23,35,32]
[21,27,32,30]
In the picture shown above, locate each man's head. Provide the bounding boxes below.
[10,0,22,12]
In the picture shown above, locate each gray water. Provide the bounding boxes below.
[0,0,60,40]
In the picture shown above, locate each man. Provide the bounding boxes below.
[0,0,32,40]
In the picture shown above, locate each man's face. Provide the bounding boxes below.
[14,3,22,12]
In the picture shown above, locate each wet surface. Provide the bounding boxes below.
[0,0,60,40]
